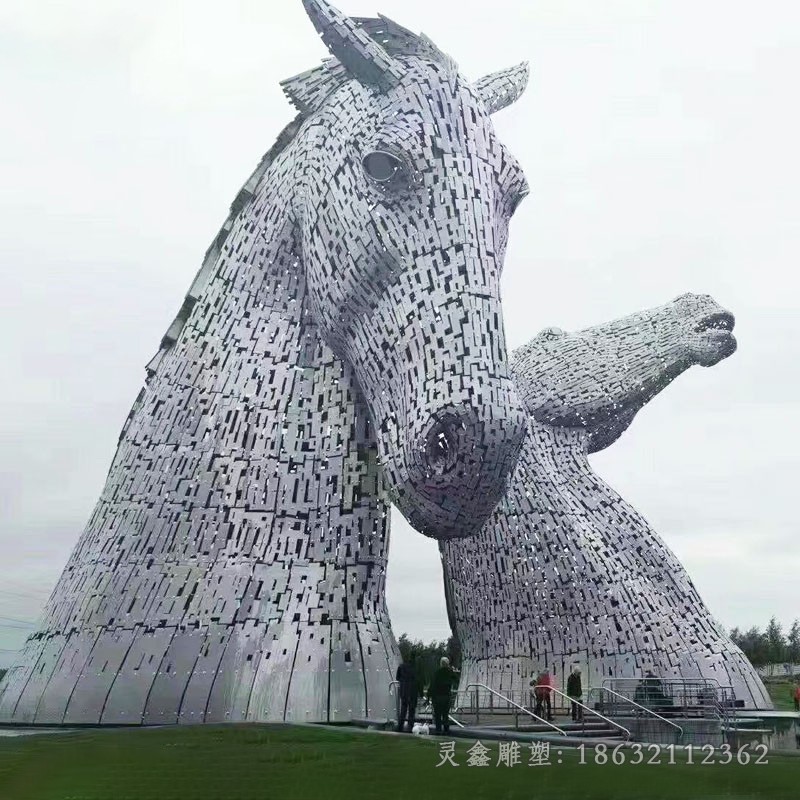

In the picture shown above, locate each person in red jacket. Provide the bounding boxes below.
[532,668,555,720]
[793,682,800,712]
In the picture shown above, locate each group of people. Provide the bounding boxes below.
[395,654,459,735]
[396,663,800,733]
[395,657,586,735]
[530,666,584,722]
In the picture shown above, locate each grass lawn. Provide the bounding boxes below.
[0,724,798,800]
[765,680,799,712]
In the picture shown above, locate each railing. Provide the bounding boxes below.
[589,686,683,743]
[448,708,466,729]
[709,684,738,738]
[451,684,630,740]
[601,677,734,720]
[390,675,745,744]
[599,676,736,743]
[461,683,567,736]
[532,685,631,740]
[704,683,734,733]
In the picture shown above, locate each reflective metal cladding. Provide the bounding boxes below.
[0,0,530,725]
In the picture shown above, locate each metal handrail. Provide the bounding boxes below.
[448,712,466,729]
[594,686,683,739]
[601,676,733,724]
[706,683,737,731]
[534,685,631,740]
[465,683,567,736]
[602,675,733,702]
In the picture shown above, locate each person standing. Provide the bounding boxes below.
[429,657,458,734]
[532,669,545,718]
[528,670,539,711]
[793,682,800,713]
[546,668,557,720]
[396,653,420,732]
[567,667,583,721]
[534,668,554,721]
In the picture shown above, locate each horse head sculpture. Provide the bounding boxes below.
[0,1,534,726]
[441,293,769,708]
[513,293,737,451]
[285,1,530,538]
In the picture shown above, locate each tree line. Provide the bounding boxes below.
[397,634,461,693]
[728,617,800,667]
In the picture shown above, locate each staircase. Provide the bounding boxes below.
[515,719,626,740]
[448,708,626,742]
[378,684,629,746]
[367,679,740,747]
[350,711,626,746]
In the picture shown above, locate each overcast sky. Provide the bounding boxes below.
[1,0,798,667]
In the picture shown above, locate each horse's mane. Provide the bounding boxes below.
[140,113,304,387]
[138,15,456,405]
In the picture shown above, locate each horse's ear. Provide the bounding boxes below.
[473,61,530,114]
[301,0,405,91]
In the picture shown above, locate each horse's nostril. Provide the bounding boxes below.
[424,417,462,477]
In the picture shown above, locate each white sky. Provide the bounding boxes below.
[1,0,799,666]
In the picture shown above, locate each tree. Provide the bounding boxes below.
[787,620,800,664]
[738,626,769,666]
[446,634,461,668]
[765,616,787,664]
[397,634,461,695]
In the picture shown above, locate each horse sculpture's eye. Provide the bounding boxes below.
[362,151,404,184]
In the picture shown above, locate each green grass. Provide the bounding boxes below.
[765,680,799,712]
[0,725,798,800]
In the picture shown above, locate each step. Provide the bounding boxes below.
[379,713,627,739]
[461,719,615,731]
[451,721,625,738]
[344,719,629,748]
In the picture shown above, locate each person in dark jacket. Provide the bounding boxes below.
[396,653,420,732]
[567,667,583,721]
[428,657,458,734]
[635,671,668,704]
